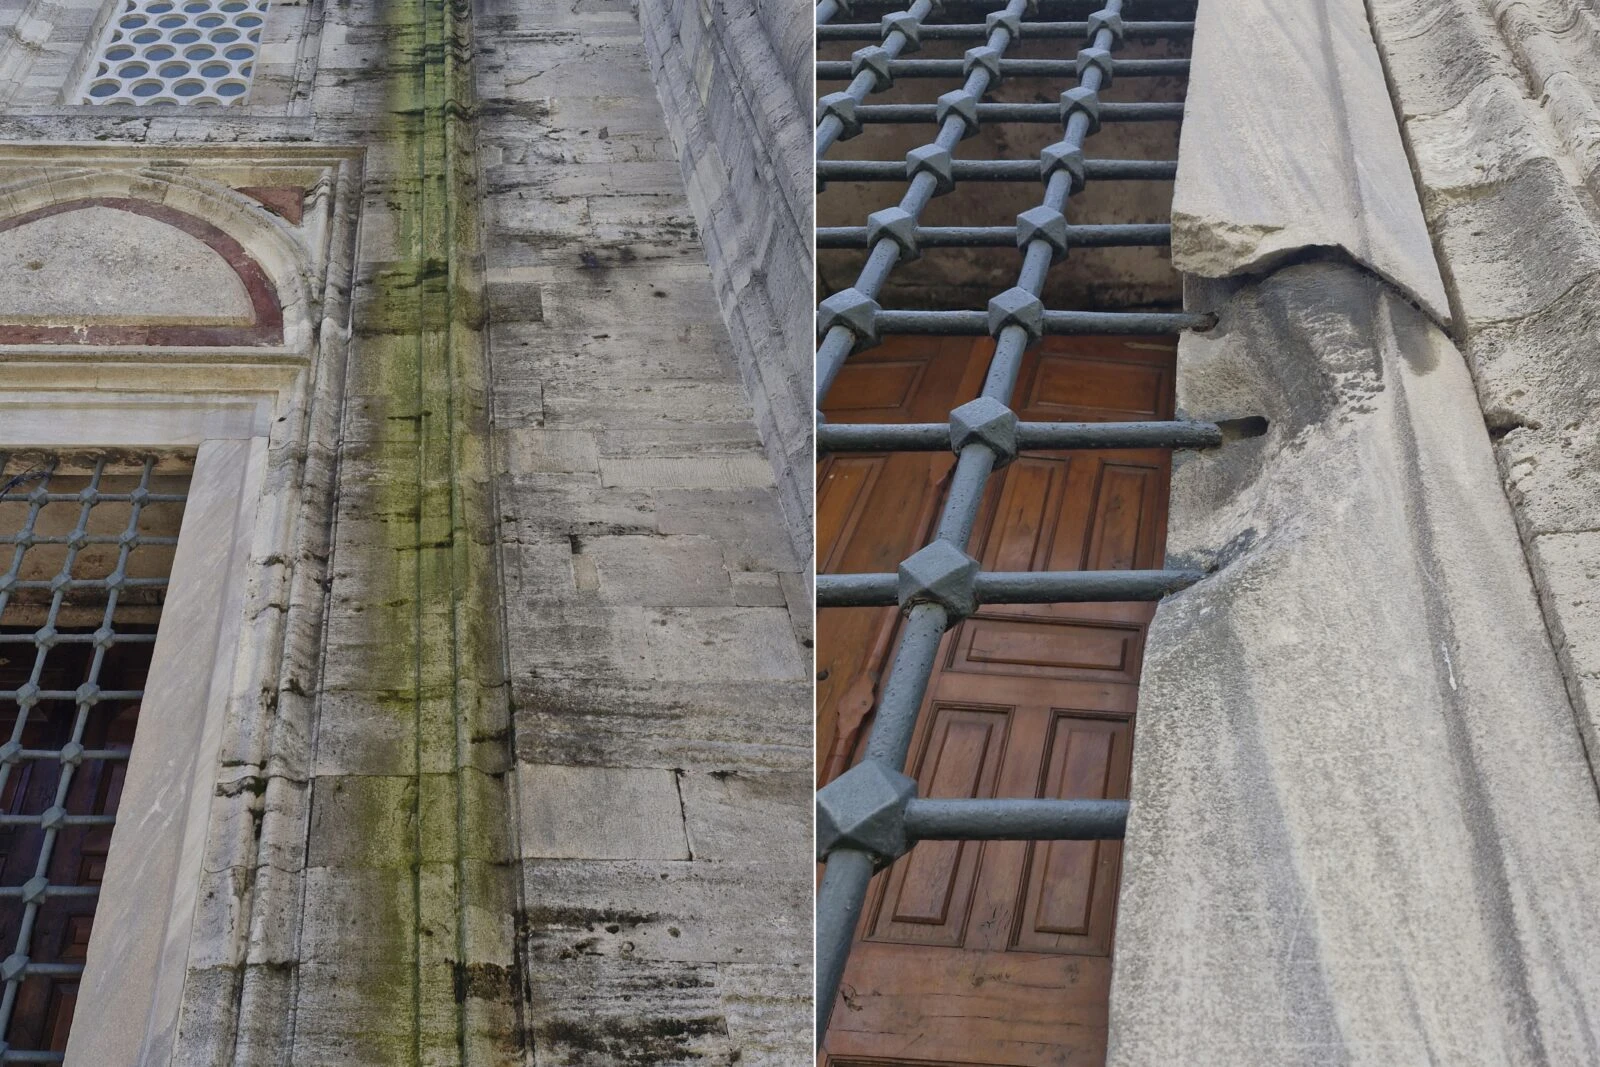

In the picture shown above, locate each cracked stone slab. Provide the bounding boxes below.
[1173,0,1451,323]
[518,764,690,861]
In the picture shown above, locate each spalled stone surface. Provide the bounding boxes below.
[1110,265,1600,1065]
[1172,0,1451,322]
[1368,0,1600,769]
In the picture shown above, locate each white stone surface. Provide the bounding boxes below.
[519,764,690,860]
[1110,266,1600,1065]
[1366,0,1600,767]
[1173,0,1451,323]
[0,204,253,324]
[69,437,266,1067]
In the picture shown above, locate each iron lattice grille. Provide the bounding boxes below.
[813,0,1204,1035]
[0,453,189,1062]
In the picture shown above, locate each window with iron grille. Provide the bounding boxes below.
[813,0,1206,1051]
[0,452,189,1062]
[79,0,270,106]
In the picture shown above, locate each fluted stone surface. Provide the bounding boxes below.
[637,0,814,567]
[1110,266,1600,1066]
[1369,0,1600,767]
[1172,0,1451,323]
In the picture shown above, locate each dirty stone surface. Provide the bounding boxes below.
[0,0,813,1060]
[1172,0,1451,323]
[1111,265,1600,1065]
[474,0,813,1062]
[638,0,814,569]
[1367,0,1600,783]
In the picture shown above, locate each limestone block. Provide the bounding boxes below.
[513,677,812,769]
[584,534,734,606]
[1424,156,1600,329]
[521,858,808,966]
[678,768,813,861]
[517,764,691,860]
[719,961,812,1066]
[1370,0,1600,780]
[598,453,776,490]
[1174,0,1450,322]
[502,428,600,474]
[1110,265,1600,1064]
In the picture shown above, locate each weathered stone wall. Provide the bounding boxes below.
[1366,0,1600,775]
[1112,0,1600,1061]
[635,0,814,567]
[474,0,813,1061]
[1112,266,1600,1065]
[0,0,812,1060]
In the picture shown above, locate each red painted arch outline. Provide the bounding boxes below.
[0,196,284,347]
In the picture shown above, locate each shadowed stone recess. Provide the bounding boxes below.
[1110,265,1600,1065]
[1368,0,1600,777]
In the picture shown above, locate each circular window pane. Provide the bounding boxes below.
[237,14,263,26]
[196,14,225,26]
[161,62,192,78]
[210,27,240,41]
[131,28,160,42]
[157,14,186,27]
[174,79,206,96]
[224,45,253,60]
[117,61,150,77]
[144,44,176,59]
[216,80,247,97]
[106,45,136,60]
[185,44,216,59]
[119,14,148,27]
[148,2,175,11]
[88,81,121,98]
[200,62,229,77]
[131,80,163,97]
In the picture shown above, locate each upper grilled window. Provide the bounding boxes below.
[79,0,269,107]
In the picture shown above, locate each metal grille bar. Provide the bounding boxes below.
[819,20,1194,40]
[814,0,1199,1039]
[0,453,189,1062]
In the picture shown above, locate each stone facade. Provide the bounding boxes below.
[1367,0,1600,788]
[1109,0,1600,1062]
[0,0,810,1063]
[636,0,814,567]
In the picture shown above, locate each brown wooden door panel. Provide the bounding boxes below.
[822,336,1174,1067]
[868,705,1011,945]
[1010,715,1131,957]
[829,945,1112,1066]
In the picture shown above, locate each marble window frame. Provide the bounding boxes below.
[0,146,362,1061]
[0,374,289,1064]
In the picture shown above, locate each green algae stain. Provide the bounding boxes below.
[332,0,517,1062]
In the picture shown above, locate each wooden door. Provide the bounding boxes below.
[818,334,1176,1067]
